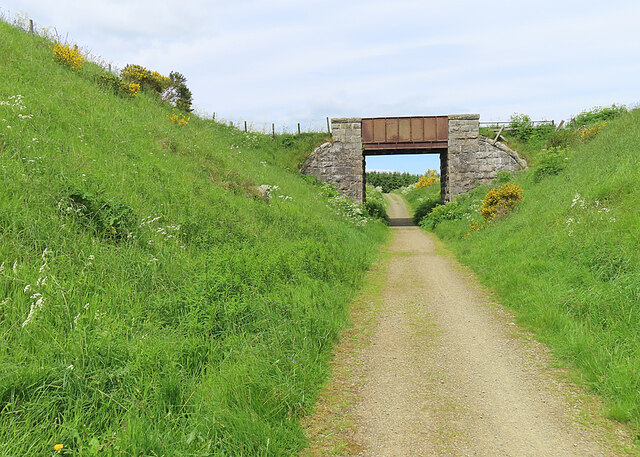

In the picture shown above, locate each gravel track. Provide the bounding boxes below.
[345,194,628,456]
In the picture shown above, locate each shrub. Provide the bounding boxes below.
[480,183,523,221]
[165,71,193,113]
[97,74,140,97]
[413,198,440,225]
[52,43,84,71]
[415,172,438,189]
[533,147,567,182]
[169,111,190,126]
[580,122,607,140]
[420,200,462,230]
[365,200,389,224]
[574,104,626,126]
[509,113,534,141]
[546,128,577,149]
[121,64,171,93]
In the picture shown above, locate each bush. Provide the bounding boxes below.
[574,104,627,126]
[163,71,193,113]
[545,128,577,149]
[533,148,568,182]
[580,122,607,140]
[121,64,171,93]
[97,74,140,97]
[420,200,462,230]
[509,113,534,141]
[415,170,439,189]
[52,43,84,71]
[480,183,523,221]
[413,198,440,225]
[365,200,389,224]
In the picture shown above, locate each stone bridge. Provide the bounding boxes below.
[301,114,527,202]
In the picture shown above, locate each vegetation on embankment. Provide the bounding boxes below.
[400,178,441,225]
[413,106,640,430]
[0,20,388,456]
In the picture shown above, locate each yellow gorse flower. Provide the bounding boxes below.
[127,83,141,97]
[415,170,439,189]
[54,443,64,451]
[580,122,607,140]
[480,183,523,221]
[169,111,190,126]
[52,43,84,71]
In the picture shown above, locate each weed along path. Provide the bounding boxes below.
[303,194,631,456]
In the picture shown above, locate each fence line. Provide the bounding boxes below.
[209,116,333,136]
[480,120,555,128]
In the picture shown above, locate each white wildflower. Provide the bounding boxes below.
[23,284,31,293]
[66,364,74,370]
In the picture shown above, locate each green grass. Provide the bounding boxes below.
[416,109,640,429]
[0,22,388,456]
[402,183,442,224]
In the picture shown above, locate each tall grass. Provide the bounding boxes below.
[417,109,640,429]
[0,21,387,456]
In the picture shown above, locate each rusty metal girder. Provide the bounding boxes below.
[361,116,448,153]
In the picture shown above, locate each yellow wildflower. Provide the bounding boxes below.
[54,443,64,451]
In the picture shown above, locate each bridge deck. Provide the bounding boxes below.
[361,116,448,153]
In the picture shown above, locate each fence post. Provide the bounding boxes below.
[212,112,216,121]
[297,123,301,135]
[29,19,34,34]
[244,121,247,133]
[326,117,331,135]
[272,123,275,139]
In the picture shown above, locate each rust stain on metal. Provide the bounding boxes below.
[362,116,448,153]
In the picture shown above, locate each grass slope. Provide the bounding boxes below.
[419,110,640,430]
[0,22,387,456]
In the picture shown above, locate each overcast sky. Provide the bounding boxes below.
[3,1,639,173]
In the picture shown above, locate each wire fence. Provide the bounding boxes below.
[1,9,333,137]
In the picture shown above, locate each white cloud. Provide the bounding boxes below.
[5,0,640,130]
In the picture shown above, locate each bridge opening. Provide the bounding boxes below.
[364,152,442,202]
[362,116,448,203]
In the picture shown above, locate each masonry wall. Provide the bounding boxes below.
[445,115,527,201]
[300,118,364,201]
[302,115,527,204]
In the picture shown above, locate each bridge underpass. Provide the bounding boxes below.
[301,114,527,203]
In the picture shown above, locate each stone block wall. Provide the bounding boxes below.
[300,118,364,201]
[445,115,527,201]
[445,114,481,202]
[302,115,527,204]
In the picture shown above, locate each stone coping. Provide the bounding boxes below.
[331,117,362,123]
[449,114,480,120]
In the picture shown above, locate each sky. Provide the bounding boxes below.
[3,0,640,173]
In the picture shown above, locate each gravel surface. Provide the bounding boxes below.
[348,194,625,456]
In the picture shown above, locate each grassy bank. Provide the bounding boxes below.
[412,109,640,429]
[0,21,387,456]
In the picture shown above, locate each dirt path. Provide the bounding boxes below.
[302,194,633,457]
